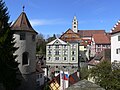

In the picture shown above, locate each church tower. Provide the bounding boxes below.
[11,8,38,90]
[72,16,78,33]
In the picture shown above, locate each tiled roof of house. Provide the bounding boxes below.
[88,49,111,66]
[78,30,105,37]
[92,34,110,44]
[11,12,37,34]
[111,20,120,34]
[60,28,81,42]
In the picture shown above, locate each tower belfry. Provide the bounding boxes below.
[72,16,78,33]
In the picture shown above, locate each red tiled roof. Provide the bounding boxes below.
[60,28,81,42]
[78,30,105,37]
[111,20,120,34]
[92,34,110,44]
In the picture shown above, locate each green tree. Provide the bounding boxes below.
[0,0,20,90]
[89,60,120,90]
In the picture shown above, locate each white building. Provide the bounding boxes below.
[46,38,79,78]
[11,10,38,90]
[111,20,120,62]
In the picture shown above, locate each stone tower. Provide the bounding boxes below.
[11,10,38,90]
[72,16,78,33]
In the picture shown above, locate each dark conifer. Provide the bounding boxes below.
[0,0,20,90]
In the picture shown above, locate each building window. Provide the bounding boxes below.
[22,52,29,65]
[74,22,76,24]
[20,33,26,40]
[116,48,120,54]
[72,51,75,55]
[63,51,67,55]
[55,57,59,60]
[118,36,120,41]
[40,74,42,78]
[97,45,101,47]
[72,57,75,61]
[32,35,35,41]
[55,45,59,48]
[64,45,67,49]
[48,45,51,49]
[36,74,39,79]
[74,26,76,28]
[64,57,67,60]
[55,51,59,55]
[36,81,40,87]
[48,57,51,60]
[48,51,51,55]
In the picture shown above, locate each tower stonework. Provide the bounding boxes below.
[72,16,78,33]
[11,11,37,90]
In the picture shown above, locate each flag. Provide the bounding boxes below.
[62,73,69,80]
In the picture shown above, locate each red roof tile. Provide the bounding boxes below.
[92,34,110,44]
[11,12,37,34]
[78,30,105,37]
[111,20,120,34]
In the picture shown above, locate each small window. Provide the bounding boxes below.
[48,45,51,49]
[55,51,59,55]
[20,33,26,40]
[40,74,42,78]
[55,45,59,48]
[74,22,76,24]
[74,26,76,28]
[72,51,75,55]
[22,52,29,65]
[64,57,66,60]
[48,57,51,60]
[32,35,35,41]
[55,57,59,60]
[118,36,120,41]
[72,57,75,61]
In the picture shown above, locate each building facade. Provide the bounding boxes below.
[111,20,120,62]
[11,11,38,90]
[46,38,79,78]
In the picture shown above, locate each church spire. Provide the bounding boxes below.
[72,16,78,33]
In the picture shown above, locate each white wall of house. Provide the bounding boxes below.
[111,32,120,62]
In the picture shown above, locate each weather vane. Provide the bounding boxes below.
[23,5,25,12]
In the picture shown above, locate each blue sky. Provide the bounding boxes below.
[4,0,120,37]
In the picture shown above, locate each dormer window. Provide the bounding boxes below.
[20,33,26,40]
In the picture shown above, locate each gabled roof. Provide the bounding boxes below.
[11,12,37,34]
[111,20,120,34]
[78,30,105,37]
[92,34,110,44]
[60,28,81,42]
[47,38,67,45]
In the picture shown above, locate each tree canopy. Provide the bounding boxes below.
[89,60,120,90]
[0,0,20,89]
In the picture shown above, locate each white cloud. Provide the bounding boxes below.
[30,19,68,26]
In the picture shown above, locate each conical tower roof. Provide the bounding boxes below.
[11,11,37,34]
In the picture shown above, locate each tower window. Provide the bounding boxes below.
[118,36,120,41]
[74,22,76,24]
[20,33,26,40]
[22,52,29,65]
[32,35,35,41]
[74,26,76,28]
